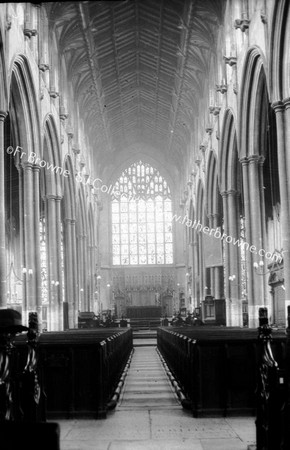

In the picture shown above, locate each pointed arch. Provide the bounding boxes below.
[107,153,175,196]
[206,150,221,216]
[63,154,76,220]
[111,160,173,266]
[239,47,269,159]
[269,0,290,101]
[9,55,40,154]
[0,28,8,110]
[43,114,62,197]
[219,109,241,193]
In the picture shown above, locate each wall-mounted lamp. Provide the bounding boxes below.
[253,260,271,276]
[23,268,33,279]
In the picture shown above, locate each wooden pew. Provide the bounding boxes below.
[157,326,286,417]
[15,328,133,419]
[0,422,60,450]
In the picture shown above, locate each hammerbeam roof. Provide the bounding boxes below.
[45,0,223,169]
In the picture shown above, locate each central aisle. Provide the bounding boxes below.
[59,343,256,449]
[117,346,180,410]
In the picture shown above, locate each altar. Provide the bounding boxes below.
[126,305,162,319]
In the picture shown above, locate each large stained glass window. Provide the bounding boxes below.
[112,161,173,265]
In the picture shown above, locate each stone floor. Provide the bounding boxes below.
[58,344,256,450]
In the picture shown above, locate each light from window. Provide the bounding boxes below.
[112,161,173,265]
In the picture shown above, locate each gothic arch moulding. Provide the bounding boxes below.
[0,28,8,110]
[219,109,240,194]
[9,55,40,154]
[269,0,290,101]
[239,47,269,159]
[62,154,76,221]
[206,150,221,217]
[77,183,89,238]
[106,147,176,195]
[43,114,62,197]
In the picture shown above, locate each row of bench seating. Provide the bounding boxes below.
[14,327,133,419]
[0,309,134,449]
[157,326,286,417]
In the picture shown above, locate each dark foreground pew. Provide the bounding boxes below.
[157,326,286,418]
[0,422,60,450]
[15,327,133,419]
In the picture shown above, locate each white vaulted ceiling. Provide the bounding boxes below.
[45,0,223,171]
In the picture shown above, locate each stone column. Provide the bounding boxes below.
[71,219,78,325]
[32,164,42,324]
[83,234,88,311]
[192,230,198,308]
[46,195,58,330]
[16,163,25,312]
[212,213,222,299]
[23,162,37,324]
[227,190,242,326]
[88,244,95,312]
[240,158,253,326]
[55,196,63,330]
[258,157,270,315]
[64,218,74,327]
[283,98,290,210]
[0,111,7,308]
[221,191,230,324]
[273,100,290,321]
[78,235,85,311]
[244,155,265,327]
[207,214,215,296]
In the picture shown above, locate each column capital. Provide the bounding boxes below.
[0,111,7,121]
[283,97,290,109]
[220,190,228,198]
[65,218,76,225]
[32,163,41,173]
[45,194,63,202]
[79,234,87,240]
[227,189,238,197]
[239,156,248,166]
[272,100,285,113]
[248,154,261,164]
[45,194,58,201]
[22,162,34,171]
[258,155,265,165]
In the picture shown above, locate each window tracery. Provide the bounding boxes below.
[112,161,173,266]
